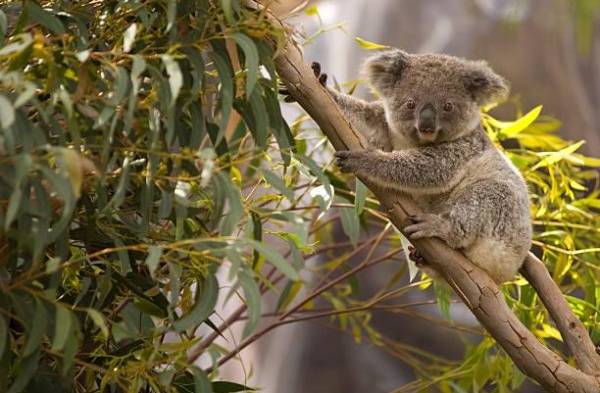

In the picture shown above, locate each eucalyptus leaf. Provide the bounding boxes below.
[238,270,260,338]
[0,94,15,129]
[52,306,73,351]
[242,239,300,281]
[261,168,294,201]
[173,274,219,332]
[232,33,259,98]
[0,315,6,358]
[23,298,48,356]
[339,206,360,246]
[25,2,66,34]
[193,367,214,393]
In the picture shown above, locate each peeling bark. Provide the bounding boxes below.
[274,29,600,392]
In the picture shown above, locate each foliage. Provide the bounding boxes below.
[0,1,598,393]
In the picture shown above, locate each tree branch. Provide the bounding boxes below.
[274,28,600,392]
[521,254,600,376]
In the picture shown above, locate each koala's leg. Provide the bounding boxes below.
[407,181,530,283]
[404,212,474,249]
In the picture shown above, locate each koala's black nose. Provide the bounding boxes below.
[418,103,437,133]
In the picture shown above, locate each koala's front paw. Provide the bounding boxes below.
[311,61,329,87]
[404,214,450,241]
[334,150,367,174]
[279,61,328,102]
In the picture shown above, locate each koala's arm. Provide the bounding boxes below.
[327,88,390,150]
[335,137,485,194]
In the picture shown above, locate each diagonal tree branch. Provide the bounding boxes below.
[521,254,600,376]
[274,30,600,392]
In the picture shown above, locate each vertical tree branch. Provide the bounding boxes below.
[274,27,600,392]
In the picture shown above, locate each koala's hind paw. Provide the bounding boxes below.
[404,214,449,241]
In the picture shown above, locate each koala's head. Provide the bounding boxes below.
[363,49,509,146]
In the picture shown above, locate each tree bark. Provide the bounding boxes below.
[273,29,600,393]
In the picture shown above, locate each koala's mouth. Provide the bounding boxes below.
[417,128,439,142]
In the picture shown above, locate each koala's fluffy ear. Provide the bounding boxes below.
[362,49,410,94]
[463,62,510,106]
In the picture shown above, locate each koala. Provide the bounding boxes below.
[316,49,532,283]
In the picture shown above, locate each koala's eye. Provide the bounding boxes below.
[406,100,416,110]
[443,102,454,112]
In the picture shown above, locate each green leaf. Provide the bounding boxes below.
[0,10,7,43]
[238,270,261,338]
[166,0,177,33]
[23,298,48,356]
[182,47,205,100]
[354,37,388,50]
[242,239,300,281]
[434,282,451,319]
[145,245,162,278]
[355,179,367,215]
[5,154,32,230]
[263,86,294,165]
[0,94,15,129]
[5,185,22,231]
[261,168,294,201]
[232,33,259,98]
[192,367,214,393]
[86,309,109,338]
[134,297,168,318]
[275,280,302,312]
[339,206,360,246]
[209,48,234,142]
[173,274,219,332]
[7,351,39,393]
[497,105,542,138]
[215,172,243,236]
[25,2,66,34]
[52,306,73,351]
[234,90,269,149]
[213,381,255,393]
[169,262,182,307]
[221,0,234,23]
[0,315,7,358]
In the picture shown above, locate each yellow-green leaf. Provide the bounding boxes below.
[498,105,542,138]
[531,140,586,170]
[304,5,319,16]
[354,37,388,50]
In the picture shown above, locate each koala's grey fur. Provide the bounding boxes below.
[330,49,531,283]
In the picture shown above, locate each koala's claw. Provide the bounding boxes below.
[334,150,356,173]
[404,213,446,240]
[311,62,328,87]
[280,61,328,103]
[408,245,427,267]
[311,61,321,77]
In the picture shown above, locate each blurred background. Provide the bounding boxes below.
[219,0,600,391]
